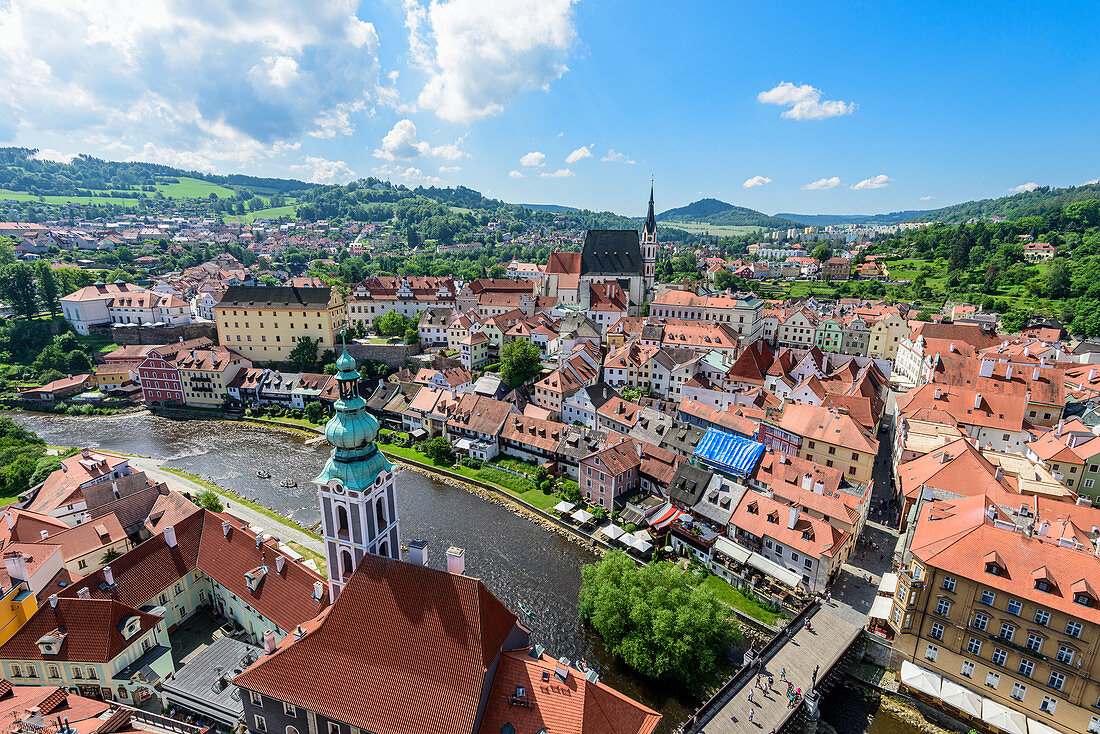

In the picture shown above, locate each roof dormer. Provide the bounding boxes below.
[119,615,143,640]
[36,629,67,656]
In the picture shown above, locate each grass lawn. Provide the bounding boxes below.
[377,442,563,511]
[0,189,144,206]
[698,574,787,626]
[155,177,235,199]
[224,205,297,223]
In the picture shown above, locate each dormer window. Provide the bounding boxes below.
[1075,593,1093,607]
[119,616,142,640]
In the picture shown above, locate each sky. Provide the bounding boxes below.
[1,0,1099,217]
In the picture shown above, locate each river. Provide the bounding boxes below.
[11,411,924,734]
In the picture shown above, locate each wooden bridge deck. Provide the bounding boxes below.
[691,605,862,733]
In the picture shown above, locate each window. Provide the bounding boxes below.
[1011,682,1027,701]
[254,716,267,732]
[1019,659,1035,678]
[71,666,82,679]
[1040,696,1057,714]
[47,665,59,679]
[250,691,262,706]
[925,644,938,662]
[936,598,951,616]
[1049,671,1066,692]
[9,665,20,679]
[967,638,983,655]
[961,661,975,678]
[985,672,1000,689]
[942,576,956,592]
[1026,633,1043,653]
[999,623,1015,641]
[284,704,296,717]
[1034,609,1051,626]
[328,724,340,734]
[973,612,989,631]
[86,667,97,680]
[1006,599,1022,616]
[980,590,996,605]
[25,667,36,679]
[930,622,945,640]
[991,648,1008,666]
[1066,620,1083,638]
[77,559,87,570]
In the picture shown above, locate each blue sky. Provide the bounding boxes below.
[1,0,1098,216]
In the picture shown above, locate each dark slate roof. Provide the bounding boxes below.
[366,382,401,412]
[644,186,657,235]
[666,463,714,507]
[659,422,706,458]
[217,286,332,309]
[161,635,260,721]
[581,230,643,276]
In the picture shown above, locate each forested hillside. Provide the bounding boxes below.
[656,198,799,229]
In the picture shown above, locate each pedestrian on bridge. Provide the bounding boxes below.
[748,708,755,724]
[748,689,756,705]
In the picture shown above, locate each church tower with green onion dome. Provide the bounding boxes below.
[313,347,401,600]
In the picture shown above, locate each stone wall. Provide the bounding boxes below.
[345,342,422,368]
[106,322,219,346]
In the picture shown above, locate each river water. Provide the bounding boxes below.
[11,411,922,734]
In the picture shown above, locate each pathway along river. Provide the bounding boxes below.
[12,412,924,734]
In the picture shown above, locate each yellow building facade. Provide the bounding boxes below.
[214,286,346,363]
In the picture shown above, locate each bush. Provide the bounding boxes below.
[197,490,224,512]
[459,456,483,469]
[422,436,456,465]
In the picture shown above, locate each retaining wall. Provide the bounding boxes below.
[105,322,219,346]
[345,342,422,368]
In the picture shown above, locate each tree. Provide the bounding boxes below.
[422,436,455,465]
[813,244,832,262]
[66,350,92,373]
[196,490,224,512]
[0,262,38,318]
[374,310,414,337]
[488,264,506,279]
[578,551,741,689]
[34,260,60,316]
[1045,258,1071,299]
[304,401,325,424]
[712,269,735,291]
[404,327,419,344]
[287,336,319,371]
[500,339,541,388]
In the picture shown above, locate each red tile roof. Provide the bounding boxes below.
[28,451,131,516]
[0,597,160,662]
[234,554,520,734]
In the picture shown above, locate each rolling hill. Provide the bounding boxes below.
[655,198,800,229]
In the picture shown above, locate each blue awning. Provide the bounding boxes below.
[693,428,765,477]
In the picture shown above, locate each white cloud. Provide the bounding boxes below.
[1086,178,1100,185]
[1009,182,1040,192]
[920,195,935,201]
[290,156,356,184]
[802,176,841,191]
[372,162,443,186]
[565,145,592,164]
[31,148,77,163]
[308,100,367,139]
[540,168,573,178]
[0,1,384,169]
[743,175,772,189]
[851,174,893,190]
[508,170,524,178]
[520,151,546,168]
[438,165,461,173]
[757,82,855,121]
[372,119,467,161]
[405,0,577,123]
[600,148,635,164]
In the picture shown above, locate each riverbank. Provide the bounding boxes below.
[834,663,969,734]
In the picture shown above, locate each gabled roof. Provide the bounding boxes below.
[216,285,334,309]
[234,554,519,734]
[0,597,160,662]
[581,231,642,276]
[28,451,131,516]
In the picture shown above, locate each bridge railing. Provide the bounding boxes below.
[679,600,822,733]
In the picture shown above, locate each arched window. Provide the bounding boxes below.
[287,727,300,734]
[376,497,386,527]
[336,506,349,538]
[378,540,389,558]
[341,550,354,581]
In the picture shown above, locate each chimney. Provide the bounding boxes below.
[262,629,276,654]
[1090,368,1098,382]
[788,506,801,530]
[986,504,996,521]
[49,594,57,609]
[4,514,12,530]
[994,466,1004,482]
[974,393,982,410]
[934,387,942,400]
[813,480,825,495]
[222,520,231,537]
[1032,368,1040,381]
[1005,364,1013,380]
[979,359,995,378]
[77,587,90,599]
[275,556,285,573]
[312,581,323,600]
[1024,346,1031,357]
[103,566,114,586]
[4,552,28,585]
[446,546,466,576]
[39,530,48,540]
[163,525,177,548]
[949,342,956,353]
[1078,496,1093,507]
[408,539,428,566]
[801,474,812,491]
[294,625,305,640]
[1056,420,1064,437]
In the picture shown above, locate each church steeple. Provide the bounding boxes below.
[641,184,657,295]
[313,346,402,600]
[644,184,657,236]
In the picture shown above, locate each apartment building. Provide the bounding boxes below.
[758,403,879,485]
[892,493,1100,734]
[214,286,346,362]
